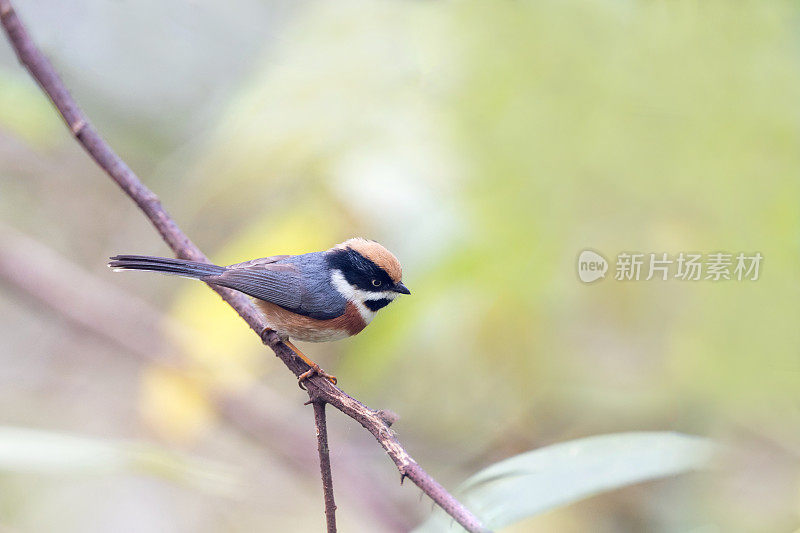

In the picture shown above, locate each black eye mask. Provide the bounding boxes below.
[327,248,394,292]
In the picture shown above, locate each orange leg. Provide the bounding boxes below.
[283,340,338,389]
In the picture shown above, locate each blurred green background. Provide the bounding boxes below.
[0,0,798,531]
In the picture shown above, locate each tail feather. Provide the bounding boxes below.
[108,255,225,279]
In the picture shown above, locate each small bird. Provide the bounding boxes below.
[108,238,410,387]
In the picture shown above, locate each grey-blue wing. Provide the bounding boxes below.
[210,253,346,320]
[209,258,301,311]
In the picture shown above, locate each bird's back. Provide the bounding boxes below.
[278,252,348,320]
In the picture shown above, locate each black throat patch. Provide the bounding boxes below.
[364,298,392,312]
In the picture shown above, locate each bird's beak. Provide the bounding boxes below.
[393,281,411,295]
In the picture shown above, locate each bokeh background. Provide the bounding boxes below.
[0,0,798,531]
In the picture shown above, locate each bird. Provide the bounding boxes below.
[108,238,410,388]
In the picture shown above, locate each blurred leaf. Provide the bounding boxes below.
[0,426,124,474]
[0,426,238,495]
[139,367,215,444]
[415,432,716,531]
[0,70,61,146]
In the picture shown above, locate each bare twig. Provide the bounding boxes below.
[311,401,337,532]
[0,3,489,532]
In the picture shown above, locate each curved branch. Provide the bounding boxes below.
[0,3,489,532]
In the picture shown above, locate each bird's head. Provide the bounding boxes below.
[326,238,410,313]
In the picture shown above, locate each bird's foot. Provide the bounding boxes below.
[282,339,338,389]
[297,362,338,390]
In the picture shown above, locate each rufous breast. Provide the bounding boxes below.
[255,300,367,342]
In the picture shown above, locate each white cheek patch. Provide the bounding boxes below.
[331,270,356,300]
[366,290,398,301]
[330,270,397,323]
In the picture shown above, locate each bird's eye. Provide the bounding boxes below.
[371,279,381,287]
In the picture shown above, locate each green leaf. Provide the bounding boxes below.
[0,426,238,495]
[415,432,716,532]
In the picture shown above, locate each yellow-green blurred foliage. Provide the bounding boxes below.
[2,0,799,531]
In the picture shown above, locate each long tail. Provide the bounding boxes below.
[108,255,226,279]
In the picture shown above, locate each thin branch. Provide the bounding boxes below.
[0,3,489,532]
[312,401,337,532]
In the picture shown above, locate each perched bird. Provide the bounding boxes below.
[108,238,410,387]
